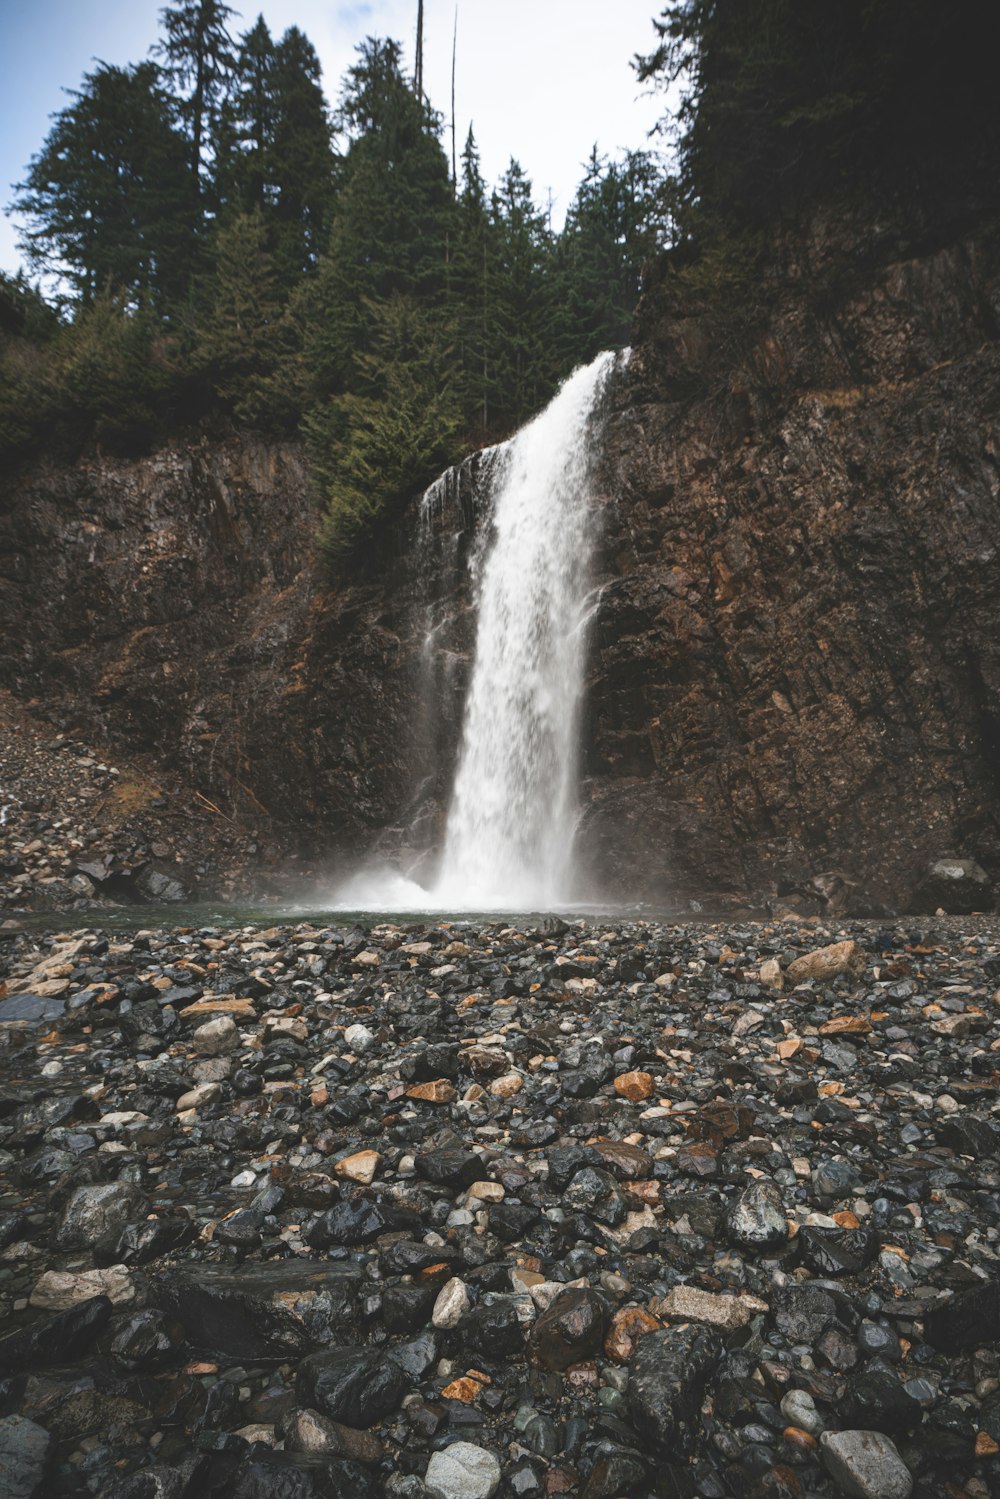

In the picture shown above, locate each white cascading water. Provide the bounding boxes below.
[431,350,618,907]
[330,349,618,911]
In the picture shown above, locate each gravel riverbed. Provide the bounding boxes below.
[1,912,999,1499]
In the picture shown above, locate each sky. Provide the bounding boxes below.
[0,0,671,280]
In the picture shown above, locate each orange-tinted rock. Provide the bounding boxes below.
[786,940,865,984]
[441,1377,483,1402]
[603,1305,662,1362]
[405,1079,457,1104]
[819,1015,872,1036]
[614,1070,654,1101]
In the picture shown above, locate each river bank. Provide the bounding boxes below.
[1,911,998,1498]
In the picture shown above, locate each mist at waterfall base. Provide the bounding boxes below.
[329,351,621,916]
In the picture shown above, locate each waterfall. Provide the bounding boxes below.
[330,349,619,912]
[431,351,618,907]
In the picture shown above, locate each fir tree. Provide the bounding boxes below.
[156,0,237,195]
[11,61,190,309]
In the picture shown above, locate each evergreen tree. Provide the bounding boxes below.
[555,147,667,366]
[214,15,275,215]
[487,159,557,429]
[156,0,236,195]
[303,37,453,399]
[307,292,461,565]
[270,27,337,280]
[196,210,291,426]
[451,127,495,438]
[11,61,191,309]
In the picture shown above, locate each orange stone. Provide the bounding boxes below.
[441,1377,483,1402]
[777,1038,803,1060]
[976,1432,999,1456]
[832,1210,861,1229]
[603,1305,662,1362]
[783,1426,817,1453]
[819,1015,872,1036]
[614,1070,655,1102]
[405,1079,457,1104]
[310,1086,329,1109]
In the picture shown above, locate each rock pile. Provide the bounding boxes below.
[0,693,280,915]
[1,913,999,1497]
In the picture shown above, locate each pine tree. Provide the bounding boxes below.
[451,127,495,438]
[270,28,337,281]
[196,210,291,426]
[156,0,236,196]
[214,15,275,215]
[487,159,558,429]
[12,61,191,309]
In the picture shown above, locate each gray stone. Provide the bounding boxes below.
[725,1177,788,1252]
[820,1429,913,1499]
[55,1182,143,1251]
[627,1324,722,1453]
[192,1015,240,1055]
[0,1414,53,1499]
[425,1442,502,1499]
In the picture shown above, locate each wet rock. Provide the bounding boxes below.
[30,1267,134,1310]
[296,1347,409,1427]
[432,1278,470,1329]
[529,1289,608,1371]
[912,858,993,914]
[657,1286,768,1332]
[924,1280,1000,1352]
[192,1015,240,1054]
[424,1441,501,1499]
[0,1415,54,1499]
[54,1181,143,1250]
[416,1148,484,1190]
[726,1177,788,1252]
[0,1296,112,1373]
[819,1429,913,1499]
[786,941,866,984]
[798,1226,878,1276]
[628,1324,723,1453]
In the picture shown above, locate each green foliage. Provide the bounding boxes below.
[11,61,192,309]
[194,210,294,429]
[156,0,237,189]
[56,292,175,452]
[636,0,1000,242]
[308,293,462,566]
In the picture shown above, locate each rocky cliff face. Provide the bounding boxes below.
[586,211,1000,912]
[2,210,999,912]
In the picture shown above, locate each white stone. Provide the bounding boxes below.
[192,1015,240,1055]
[344,1023,375,1052]
[425,1442,501,1499]
[99,1112,150,1127]
[30,1267,134,1310]
[176,1082,222,1112]
[820,1430,913,1499]
[432,1278,470,1329]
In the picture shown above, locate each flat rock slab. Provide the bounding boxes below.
[0,993,65,1024]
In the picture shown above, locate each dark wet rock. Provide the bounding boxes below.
[96,1216,196,1267]
[461,1301,525,1358]
[487,1201,540,1241]
[416,1147,486,1190]
[564,1167,627,1226]
[296,1347,409,1427]
[110,1309,180,1370]
[0,1414,54,1499]
[924,1279,1000,1352]
[304,1195,412,1247]
[726,1178,788,1252]
[231,1450,379,1499]
[627,1325,723,1453]
[936,1112,998,1158]
[0,1296,113,1374]
[846,1361,922,1431]
[580,1444,648,1499]
[912,858,993,915]
[155,1274,308,1359]
[528,1288,609,1371]
[773,1286,838,1344]
[798,1226,878,1277]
